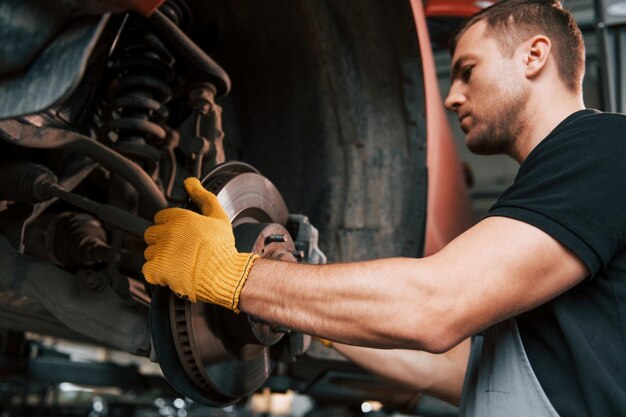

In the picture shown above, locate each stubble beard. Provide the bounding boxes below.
[465,89,529,157]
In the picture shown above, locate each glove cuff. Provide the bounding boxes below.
[196,252,259,312]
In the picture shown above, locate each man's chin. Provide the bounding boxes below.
[464,133,483,154]
[466,134,507,155]
[467,143,494,155]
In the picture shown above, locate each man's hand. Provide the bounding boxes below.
[142,178,258,312]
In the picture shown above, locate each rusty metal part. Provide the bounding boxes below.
[0,161,152,237]
[0,120,167,218]
[0,157,97,252]
[152,163,295,405]
[188,83,226,177]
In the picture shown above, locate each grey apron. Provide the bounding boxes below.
[459,318,560,417]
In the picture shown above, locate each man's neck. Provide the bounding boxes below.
[511,94,585,164]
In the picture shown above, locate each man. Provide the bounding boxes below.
[143,0,626,415]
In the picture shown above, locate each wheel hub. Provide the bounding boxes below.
[150,161,297,405]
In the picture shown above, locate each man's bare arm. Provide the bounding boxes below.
[334,338,470,406]
[240,216,588,352]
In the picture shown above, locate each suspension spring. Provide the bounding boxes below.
[159,0,191,31]
[101,15,179,156]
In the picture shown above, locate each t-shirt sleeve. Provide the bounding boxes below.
[488,114,626,276]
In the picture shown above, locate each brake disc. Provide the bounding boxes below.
[150,161,297,406]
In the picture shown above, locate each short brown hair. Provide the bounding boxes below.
[451,0,585,93]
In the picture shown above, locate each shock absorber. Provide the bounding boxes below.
[101,13,180,168]
[101,6,188,215]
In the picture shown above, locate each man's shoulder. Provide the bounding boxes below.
[571,109,626,128]
[522,109,626,169]
[551,109,626,146]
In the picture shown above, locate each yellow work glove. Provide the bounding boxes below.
[142,177,258,312]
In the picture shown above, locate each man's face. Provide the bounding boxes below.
[444,21,529,156]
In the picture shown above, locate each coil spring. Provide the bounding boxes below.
[102,14,181,149]
[159,0,191,31]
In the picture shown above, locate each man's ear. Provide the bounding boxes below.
[523,35,551,79]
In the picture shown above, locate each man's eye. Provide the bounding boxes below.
[461,66,473,82]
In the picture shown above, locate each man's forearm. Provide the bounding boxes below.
[334,338,470,406]
[238,257,454,351]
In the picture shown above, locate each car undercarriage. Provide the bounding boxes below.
[0,0,473,414]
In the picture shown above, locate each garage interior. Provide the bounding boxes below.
[0,0,623,416]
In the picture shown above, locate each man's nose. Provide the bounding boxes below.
[444,85,465,112]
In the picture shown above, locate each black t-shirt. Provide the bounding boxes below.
[488,109,626,417]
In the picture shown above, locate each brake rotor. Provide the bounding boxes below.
[150,162,297,406]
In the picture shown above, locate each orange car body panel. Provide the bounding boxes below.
[412,0,474,256]
[424,0,490,17]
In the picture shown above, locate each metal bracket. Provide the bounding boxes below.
[288,214,327,265]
